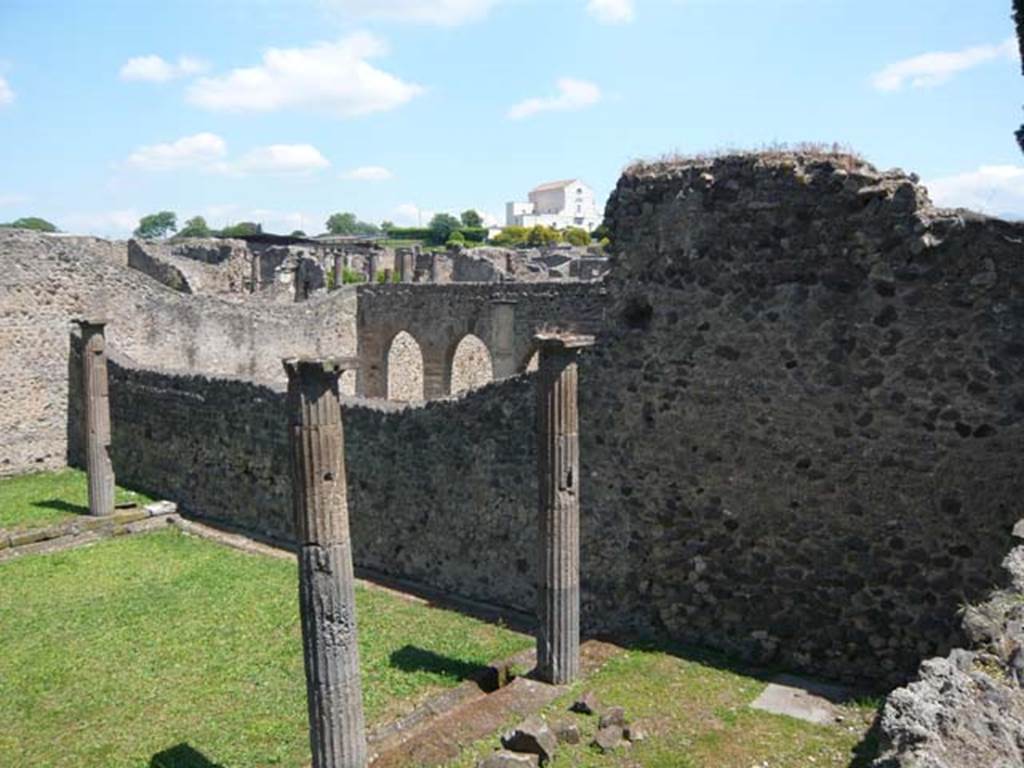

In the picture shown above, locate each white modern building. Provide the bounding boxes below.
[505,179,601,232]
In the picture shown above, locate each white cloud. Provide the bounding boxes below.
[478,210,502,228]
[119,54,208,83]
[0,75,13,106]
[203,204,317,234]
[507,77,602,120]
[926,164,1024,218]
[327,0,500,26]
[871,37,1018,92]
[393,203,434,226]
[235,144,330,174]
[586,0,634,24]
[186,33,422,117]
[125,132,228,171]
[342,165,394,181]
[125,134,330,175]
[62,209,141,236]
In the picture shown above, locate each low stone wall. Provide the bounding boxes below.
[95,356,538,611]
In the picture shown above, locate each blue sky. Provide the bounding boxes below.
[0,0,1020,235]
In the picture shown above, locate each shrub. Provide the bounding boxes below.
[564,227,590,246]
[490,226,528,247]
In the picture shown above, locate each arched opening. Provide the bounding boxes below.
[449,334,493,395]
[386,331,424,401]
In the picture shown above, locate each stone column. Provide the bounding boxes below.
[490,299,518,380]
[534,332,594,684]
[429,252,440,283]
[333,251,344,290]
[284,357,367,768]
[367,253,379,283]
[76,319,115,517]
[422,345,448,400]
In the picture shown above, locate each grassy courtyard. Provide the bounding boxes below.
[0,468,154,531]
[0,528,531,768]
[452,647,879,768]
[0,470,880,768]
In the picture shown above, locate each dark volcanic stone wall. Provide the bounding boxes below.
[583,152,1024,683]
[66,152,1024,687]
[99,358,538,609]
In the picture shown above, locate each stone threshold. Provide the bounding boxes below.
[369,640,622,768]
[0,501,179,562]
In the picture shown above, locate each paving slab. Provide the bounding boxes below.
[750,673,853,725]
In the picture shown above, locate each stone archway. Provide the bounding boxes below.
[386,331,425,401]
[449,334,494,395]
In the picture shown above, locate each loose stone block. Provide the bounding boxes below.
[285,356,367,768]
[534,332,594,685]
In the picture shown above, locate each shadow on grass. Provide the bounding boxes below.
[590,632,885,767]
[389,644,488,683]
[150,744,224,768]
[32,498,89,515]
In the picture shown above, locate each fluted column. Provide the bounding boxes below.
[535,332,594,684]
[76,319,114,517]
[284,357,367,768]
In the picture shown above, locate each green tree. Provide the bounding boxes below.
[490,225,528,247]
[178,216,211,238]
[564,227,590,247]
[526,225,562,247]
[380,220,395,232]
[220,221,262,237]
[428,213,461,245]
[460,209,483,228]
[325,212,379,236]
[134,211,177,239]
[446,230,466,247]
[290,229,307,238]
[3,216,58,232]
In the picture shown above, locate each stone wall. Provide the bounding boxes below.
[0,229,358,476]
[94,358,538,609]
[355,281,606,398]
[583,151,1024,684]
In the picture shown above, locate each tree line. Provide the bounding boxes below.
[1,209,605,248]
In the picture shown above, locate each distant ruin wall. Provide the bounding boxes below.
[0,230,358,476]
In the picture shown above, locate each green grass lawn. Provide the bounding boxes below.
[0,528,531,768]
[0,468,154,531]
[450,646,879,768]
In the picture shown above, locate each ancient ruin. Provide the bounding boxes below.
[534,332,593,685]
[3,148,1024,766]
[285,357,368,768]
[75,318,114,517]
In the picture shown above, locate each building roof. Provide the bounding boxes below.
[531,179,580,193]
